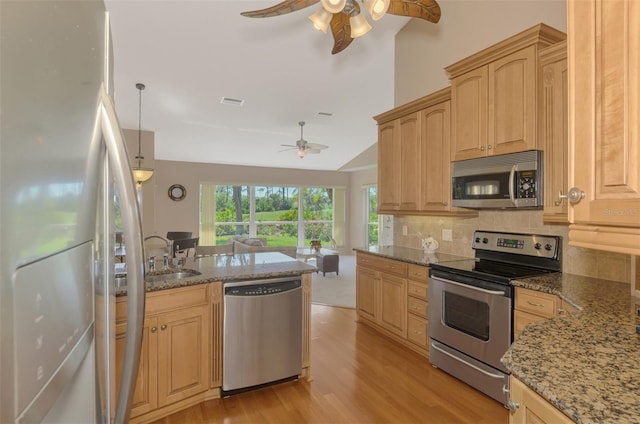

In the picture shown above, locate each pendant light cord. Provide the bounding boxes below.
[136,83,145,166]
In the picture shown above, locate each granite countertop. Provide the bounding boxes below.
[116,251,316,296]
[503,273,640,423]
[353,245,471,266]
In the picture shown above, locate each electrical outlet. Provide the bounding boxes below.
[442,229,453,241]
[402,225,408,236]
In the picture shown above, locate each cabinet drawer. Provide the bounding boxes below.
[514,309,547,337]
[407,281,428,300]
[357,253,407,277]
[146,284,210,316]
[408,264,428,282]
[407,315,428,348]
[408,297,427,318]
[515,288,559,318]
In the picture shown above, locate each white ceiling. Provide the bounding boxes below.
[105,0,415,171]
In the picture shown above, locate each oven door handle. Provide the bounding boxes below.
[508,164,517,206]
[431,276,507,296]
[430,341,506,380]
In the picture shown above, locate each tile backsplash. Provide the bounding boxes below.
[392,210,632,284]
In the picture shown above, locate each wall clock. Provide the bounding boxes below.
[168,184,186,201]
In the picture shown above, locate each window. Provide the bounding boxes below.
[365,185,378,247]
[199,184,345,248]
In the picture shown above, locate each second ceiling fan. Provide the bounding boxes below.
[280,121,328,158]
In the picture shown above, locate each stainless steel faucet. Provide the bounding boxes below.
[148,256,156,271]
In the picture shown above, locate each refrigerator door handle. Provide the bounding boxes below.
[98,83,145,424]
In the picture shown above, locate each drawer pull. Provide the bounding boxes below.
[526,300,545,307]
[151,326,157,333]
[160,324,168,331]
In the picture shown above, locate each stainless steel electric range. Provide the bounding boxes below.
[428,230,562,405]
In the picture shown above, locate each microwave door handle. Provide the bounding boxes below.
[508,165,517,206]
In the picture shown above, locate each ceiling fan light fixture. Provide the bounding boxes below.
[298,148,305,158]
[309,7,333,33]
[363,0,389,20]
[321,0,346,13]
[349,12,372,38]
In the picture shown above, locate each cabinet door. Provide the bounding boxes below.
[115,317,158,418]
[378,121,400,211]
[399,112,421,211]
[356,266,378,321]
[541,46,569,222]
[451,66,488,160]
[569,0,640,252]
[379,273,407,337]
[157,305,209,407]
[509,377,574,424]
[420,101,452,212]
[489,46,537,155]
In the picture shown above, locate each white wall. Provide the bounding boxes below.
[394,0,567,105]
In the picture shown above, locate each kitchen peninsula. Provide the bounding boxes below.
[115,252,316,424]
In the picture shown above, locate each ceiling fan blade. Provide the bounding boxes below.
[305,142,328,150]
[330,11,354,54]
[241,0,320,18]
[387,0,441,23]
[305,148,323,154]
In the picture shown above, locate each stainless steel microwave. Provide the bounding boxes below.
[451,150,543,209]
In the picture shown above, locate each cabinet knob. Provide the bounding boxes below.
[161,324,167,331]
[480,146,485,151]
[487,144,492,150]
[558,187,585,204]
[506,399,520,411]
[151,326,157,333]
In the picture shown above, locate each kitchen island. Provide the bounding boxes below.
[115,252,316,424]
[503,273,640,423]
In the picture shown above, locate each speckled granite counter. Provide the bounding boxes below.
[116,252,316,296]
[353,245,471,266]
[503,273,640,423]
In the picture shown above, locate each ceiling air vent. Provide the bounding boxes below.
[317,111,333,117]
[220,97,244,107]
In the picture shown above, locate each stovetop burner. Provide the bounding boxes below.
[429,258,556,284]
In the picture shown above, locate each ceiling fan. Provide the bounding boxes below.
[280,121,328,158]
[241,0,441,54]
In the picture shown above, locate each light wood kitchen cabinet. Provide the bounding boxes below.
[567,0,640,256]
[374,88,477,217]
[376,111,421,212]
[539,41,569,223]
[406,264,429,354]
[509,376,574,424]
[377,120,400,211]
[514,287,577,338]
[116,284,210,423]
[446,24,566,161]
[356,253,430,358]
[356,253,407,337]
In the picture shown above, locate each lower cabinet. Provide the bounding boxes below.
[509,376,574,424]
[514,287,578,337]
[116,284,212,423]
[356,253,429,357]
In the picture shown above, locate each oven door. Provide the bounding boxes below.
[428,272,512,372]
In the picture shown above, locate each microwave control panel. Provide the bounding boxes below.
[516,170,537,198]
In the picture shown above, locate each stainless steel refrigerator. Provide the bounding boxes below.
[1,1,146,422]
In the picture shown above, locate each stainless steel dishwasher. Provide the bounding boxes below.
[222,276,303,395]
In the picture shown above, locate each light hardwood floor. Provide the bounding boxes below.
[151,304,508,423]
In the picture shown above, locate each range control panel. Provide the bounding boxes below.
[472,230,560,259]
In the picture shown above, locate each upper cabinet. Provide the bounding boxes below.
[568,0,640,255]
[374,88,476,216]
[446,24,566,161]
[539,41,569,223]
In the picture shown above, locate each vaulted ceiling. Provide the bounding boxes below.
[105,0,415,171]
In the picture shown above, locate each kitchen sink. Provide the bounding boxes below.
[145,269,202,282]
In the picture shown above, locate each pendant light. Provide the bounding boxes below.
[131,82,154,187]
